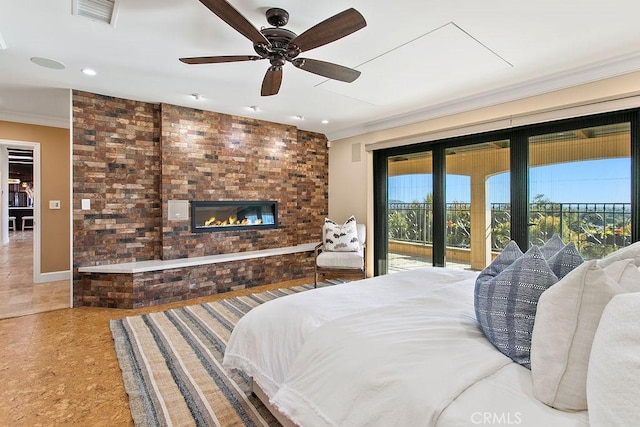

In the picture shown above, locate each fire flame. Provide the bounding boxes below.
[202,216,264,227]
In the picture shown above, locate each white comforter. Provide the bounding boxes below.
[223,268,588,427]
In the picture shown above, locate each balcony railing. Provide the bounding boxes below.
[388,202,631,259]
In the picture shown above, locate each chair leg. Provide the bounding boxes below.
[314,272,318,288]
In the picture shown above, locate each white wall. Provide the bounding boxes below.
[328,70,640,275]
[328,138,369,223]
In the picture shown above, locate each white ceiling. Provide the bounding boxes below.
[1,0,640,140]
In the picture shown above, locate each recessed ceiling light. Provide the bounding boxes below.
[293,115,305,121]
[321,120,329,124]
[81,68,97,76]
[248,105,260,112]
[30,57,66,70]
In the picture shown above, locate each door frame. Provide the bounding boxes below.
[1,139,43,283]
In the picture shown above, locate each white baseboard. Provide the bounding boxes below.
[36,270,71,283]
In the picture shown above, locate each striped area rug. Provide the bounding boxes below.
[111,280,343,427]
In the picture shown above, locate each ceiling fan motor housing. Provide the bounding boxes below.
[254,27,300,62]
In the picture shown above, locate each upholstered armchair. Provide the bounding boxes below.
[314,220,366,287]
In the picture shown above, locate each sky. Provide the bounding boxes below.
[389,158,631,204]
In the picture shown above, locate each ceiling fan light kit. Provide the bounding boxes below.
[180,0,367,96]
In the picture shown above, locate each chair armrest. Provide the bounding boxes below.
[314,242,324,257]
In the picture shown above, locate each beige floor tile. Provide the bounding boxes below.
[0,231,71,320]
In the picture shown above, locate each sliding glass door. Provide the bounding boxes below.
[383,140,511,273]
[386,152,433,273]
[374,109,639,276]
[445,140,510,269]
[528,122,631,258]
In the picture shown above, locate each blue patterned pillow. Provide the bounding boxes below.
[475,240,523,286]
[546,241,584,279]
[475,245,559,368]
[540,234,565,259]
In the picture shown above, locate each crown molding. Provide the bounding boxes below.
[327,51,640,141]
[0,110,70,129]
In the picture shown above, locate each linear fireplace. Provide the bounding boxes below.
[191,201,278,232]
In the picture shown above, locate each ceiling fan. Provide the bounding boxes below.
[180,0,367,96]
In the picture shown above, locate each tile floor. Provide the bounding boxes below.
[0,230,70,320]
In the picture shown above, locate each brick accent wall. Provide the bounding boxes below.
[160,104,299,259]
[72,91,328,307]
[72,91,162,266]
[295,130,330,244]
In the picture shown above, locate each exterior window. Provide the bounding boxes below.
[528,123,631,258]
[445,140,510,269]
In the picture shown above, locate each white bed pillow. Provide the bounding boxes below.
[323,216,359,252]
[597,240,640,267]
[531,259,640,410]
[587,292,640,427]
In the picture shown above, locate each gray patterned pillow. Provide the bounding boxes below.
[475,245,559,368]
[546,241,584,279]
[540,234,565,259]
[475,240,523,286]
[323,216,359,252]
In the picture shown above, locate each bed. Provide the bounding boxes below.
[222,266,589,426]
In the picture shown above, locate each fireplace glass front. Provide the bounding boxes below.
[191,201,278,232]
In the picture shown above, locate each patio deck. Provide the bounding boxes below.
[387,252,472,273]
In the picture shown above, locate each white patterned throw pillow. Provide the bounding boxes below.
[323,216,360,252]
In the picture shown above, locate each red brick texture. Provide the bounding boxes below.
[73,91,328,308]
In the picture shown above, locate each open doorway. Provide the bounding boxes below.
[8,148,34,233]
[2,142,39,279]
[1,141,69,318]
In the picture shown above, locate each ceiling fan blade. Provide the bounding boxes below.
[289,8,366,53]
[292,58,361,83]
[261,67,283,96]
[180,55,263,64]
[198,0,269,45]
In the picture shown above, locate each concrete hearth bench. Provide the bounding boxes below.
[78,242,319,274]
[76,243,320,309]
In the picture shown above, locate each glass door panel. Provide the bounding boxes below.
[528,123,631,259]
[387,152,433,273]
[445,140,510,270]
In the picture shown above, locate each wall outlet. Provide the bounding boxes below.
[49,200,61,209]
[81,199,91,210]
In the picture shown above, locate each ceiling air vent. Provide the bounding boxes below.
[72,0,119,26]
